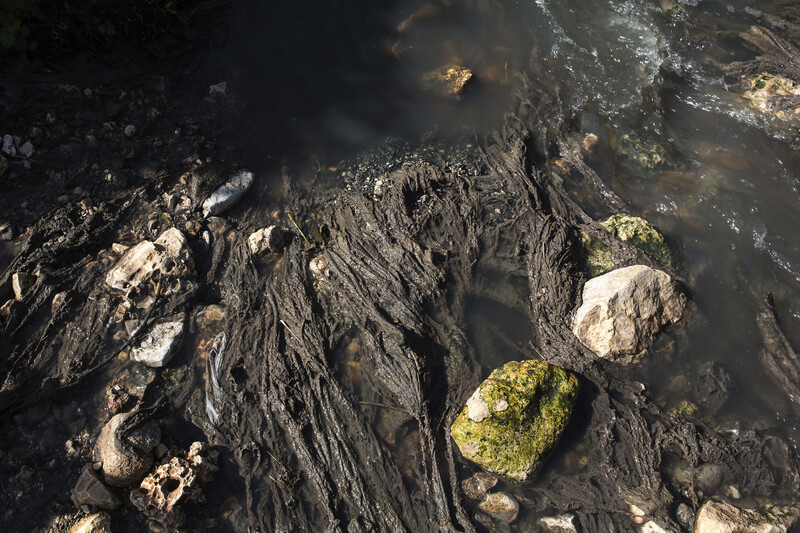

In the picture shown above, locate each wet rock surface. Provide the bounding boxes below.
[95,412,160,487]
[461,471,499,500]
[477,491,519,523]
[68,512,112,533]
[539,514,578,532]
[130,315,185,367]
[694,500,800,533]
[248,225,288,255]
[451,360,579,481]
[105,227,194,292]
[421,64,473,98]
[201,169,254,217]
[572,265,687,363]
[71,465,121,511]
[130,442,218,530]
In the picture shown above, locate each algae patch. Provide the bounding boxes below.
[451,360,579,482]
[602,214,671,265]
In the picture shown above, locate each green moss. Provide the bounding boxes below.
[581,231,612,277]
[668,400,698,417]
[451,360,579,482]
[601,214,671,265]
[617,133,669,173]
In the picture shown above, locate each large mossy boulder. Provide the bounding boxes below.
[602,214,671,265]
[450,360,579,482]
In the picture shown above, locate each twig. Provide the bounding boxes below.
[287,213,310,246]
[359,401,411,414]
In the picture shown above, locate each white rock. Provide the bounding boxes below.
[695,500,800,533]
[105,227,194,291]
[248,225,286,255]
[465,387,491,422]
[641,520,673,533]
[11,272,35,300]
[2,134,15,157]
[572,265,686,363]
[124,124,136,137]
[69,512,112,533]
[201,169,254,217]
[18,141,34,158]
[130,317,185,367]
[539,514,577,532]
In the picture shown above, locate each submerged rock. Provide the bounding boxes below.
[130,442,219,531]
[572,265,686,363]
[461,471,499,500]
[71,465,120,510]
[617,132,669,173]
[693,361,736,414]
[601,214,671,265]
[95,412,161,487]
[450,360,579,482]
[68,511,112,533]
[695,500,800,533]
[422,65,473,98]
[130,316,185,367]
[478,491,519,523]
[201,169,254,217]
[743,73,800,118]
[105,227,194,291]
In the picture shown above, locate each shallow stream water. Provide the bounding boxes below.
[196,0,800,527]
[5,0,799,530]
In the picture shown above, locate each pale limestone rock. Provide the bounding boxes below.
[695,500,800,533]
[105,228,194,291]
[572,265,686,363]
[69,512,111,533]
[539,514,577,532]
[130,316,185,367]
[201,169,254,217]
[130,442,218,530]
[95,412,160,487]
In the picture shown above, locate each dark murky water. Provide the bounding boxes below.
[202,0,800,523]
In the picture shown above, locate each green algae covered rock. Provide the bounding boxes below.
[451,360,579,482]
[602,214,671,265]
[581,231,612,277]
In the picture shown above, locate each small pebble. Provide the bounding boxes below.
[124,125,136,137]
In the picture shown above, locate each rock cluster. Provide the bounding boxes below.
[105,227,194,292]
[572,265,686,363]
[695,500,800,533]
[95,412,161,487]
[130,442,219,531]
[451,360,579,482]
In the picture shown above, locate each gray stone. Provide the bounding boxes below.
[95,412,161,487]
[11,272,35,300]
[696,463,724,495]
[124,125,136,137]
[18,141,34,158]
[2,134,15,157]
[71,465,120,510]
[478,492,519,523]
[201,169,254,217]
[248,226,287,255]
[695,500,800,533]
[572,265,686,363]
[69,511,111,533]
[130,316,185,367]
